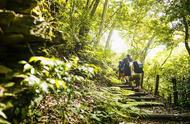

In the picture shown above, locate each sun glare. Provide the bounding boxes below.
[111,31,128,54]
[101,30,128,54]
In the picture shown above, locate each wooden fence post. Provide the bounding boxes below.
[168,94,172,104]
[140,71,144,88]
[154,75,159,96]
[172,78,178,105]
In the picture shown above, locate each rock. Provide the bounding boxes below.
[0,0,56,67]
[4,14,36,35]
[13,14,36,26]
[4,24,32,35]
[6,0,38,14]
[0,10,16,26]
[1,34,24,44]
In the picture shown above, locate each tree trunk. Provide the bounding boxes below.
[90,0,100,17]
[104,22,115,52]
[183,16,190,57]
[95,0,109,45]
[105,28,114,50]
[140,71,144,88]
[141,36,154,64]
[172,78,178,105]
[79,0,100,39]
[104,27,114,58]
[154,75,159,96]
[160,48,173,69]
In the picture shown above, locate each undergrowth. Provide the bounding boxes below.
[1,54,145,123]
[18,56,137,124]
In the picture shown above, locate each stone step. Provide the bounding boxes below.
[128,92,148,97]
[127,87,143,92]
[128,102,164,107]
[130,112,190,122]
[128,96,156,101]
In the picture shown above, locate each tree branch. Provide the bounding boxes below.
[160,48,173,69]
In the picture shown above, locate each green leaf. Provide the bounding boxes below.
[30,68,35,74]
[0,103,6,109]
[55,80,60,89]
[4,82,15,88]
[0,117,10,124]
[19,61,27,65]
[40,82,48,93]
[23,63,33,72]
[55,80,67,89]
[13,74,28,79]
[43,70,49,77]
[0,110,7,119]
[26,75,40,86]
[60,80,67,89]
[65,63,72,70]
[91,114,101,121]
[3,93,15,97]
[29,56,41,63]
[5,102,13,109]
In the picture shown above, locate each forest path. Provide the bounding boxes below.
[114,84,190,124]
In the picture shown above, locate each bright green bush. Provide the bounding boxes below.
[0,56,99,123]
[144,51,190,106]
[16,56,98,94]
[160,54,190,106]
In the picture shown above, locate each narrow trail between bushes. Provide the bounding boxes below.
[114,84,190,124]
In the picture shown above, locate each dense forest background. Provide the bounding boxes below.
[0,0,189,123]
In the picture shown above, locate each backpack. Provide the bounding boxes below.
[133,61,143,73]
[119,60,125,72]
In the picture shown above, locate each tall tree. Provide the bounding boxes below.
[79,0,100,37]
[95,0,109,45]
[104,22,115,51]
[164,0,190,56]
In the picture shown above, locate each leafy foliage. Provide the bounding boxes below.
[12,56,141,123]
[0,73,15,124]
[144,48,190,106]
[1,0,190,123]
[16,56,100,94]
[160,53,190,106]
[0,85,13,124]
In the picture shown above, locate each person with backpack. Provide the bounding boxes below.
[118,55,133,81]
[118,60,124,79]
[118,55,144,88]
[130,60,143,89]
[133,61,143,73]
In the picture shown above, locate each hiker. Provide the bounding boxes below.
[118,60,125,79]
[132,61,143,74]
[129,60,143,89]
[118,55,144,89]
[118,55,133,82]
